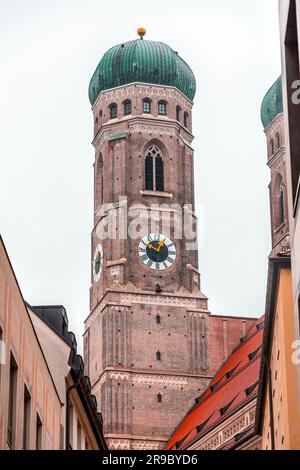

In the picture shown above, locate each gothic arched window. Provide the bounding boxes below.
[143,99,151,114]
[157,393,162,403]
[176,105,181,122]
[156,351,161,361]
[109,103,117,119]
[145,145,164,192]
[158,100,167,116]
[184,111,189,128]
[123,100,131,116]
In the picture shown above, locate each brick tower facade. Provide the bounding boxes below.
[84,32,255,450]
[261,76,290,255]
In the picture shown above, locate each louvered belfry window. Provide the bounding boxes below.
[145,145,164,192]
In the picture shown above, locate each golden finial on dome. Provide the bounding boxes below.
[137,27,146,39]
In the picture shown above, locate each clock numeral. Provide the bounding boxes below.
[156,263,160,270]
[147,260,153,268]
[139,248,146,253]
[167,256,175,264]
[141,254,148,262]
[163,262,168,269]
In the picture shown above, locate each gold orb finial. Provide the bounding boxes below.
[137,27,146,39]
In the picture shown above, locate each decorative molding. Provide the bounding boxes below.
[132,374,188,387]
[120,293,197,308]
[107,439,131,450]
[132,441,161,450]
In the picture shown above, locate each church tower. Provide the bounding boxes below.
[261,76,290,255]
[84,30,255,450]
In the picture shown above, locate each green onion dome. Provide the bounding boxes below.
[261,76,283,128]
[88,30,196,105]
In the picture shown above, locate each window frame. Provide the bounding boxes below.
[109,103,118,119]
[158,101,167,116]
[143,99,151,114]
[123,100,132,116]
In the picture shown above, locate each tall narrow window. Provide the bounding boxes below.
[158,101,167,116]
[270,138,275,155]
[95,154,104,208]
[156,351,161,361]
[279,188,285,225]
[155,156,164,191]
[109,103,117,119]
[36,413,42,450]
[184,111,189,128]
[176,106,181,122]
[156,314,161,324]
[23,385,31,449]
[8,353,18,448]
[157,393,162,403]
[144,145,164,192]
[143,99,151,113]
[145,154,154,190]
[276,132,281,150]
[124,100,131,116]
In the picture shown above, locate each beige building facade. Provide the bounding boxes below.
[0,235,106,450]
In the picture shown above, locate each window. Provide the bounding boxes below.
[156,314,161,324]
[176,106,181,122]
[143,99,151,113]
[184,111,189,128]
[124,100,131,116]
[158,101,167,116]
[156,351,161,361]
[276,132,281,149]
[144,145,164,192]
[23,385,31,449]
[109,103,117,119]
[279,188,285,225]
[270,138,275,155]
[36,413,42,450]
[157,393,162,403]
[95,153,104,209]
[8,353,18,448]
[77,421,82,450]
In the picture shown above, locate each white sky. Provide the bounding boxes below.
[0,0,281,352]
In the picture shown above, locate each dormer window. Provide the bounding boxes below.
[158,101,167,116]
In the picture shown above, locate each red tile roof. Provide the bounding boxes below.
[165,316,264,450]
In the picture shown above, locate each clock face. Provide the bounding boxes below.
[92,244,103,282]
[138,233,177,271]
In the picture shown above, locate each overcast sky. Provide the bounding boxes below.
[0,0,281,352]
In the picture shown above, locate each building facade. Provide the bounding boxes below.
[84,30,255,450]
[165,318,264,451]
[254,0,300,450]
[0,235,106,450]
[278,0,300,412]
[256,257,300,449]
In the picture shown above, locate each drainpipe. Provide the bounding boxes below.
[262,353,275,450]
[65,379,80,450]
